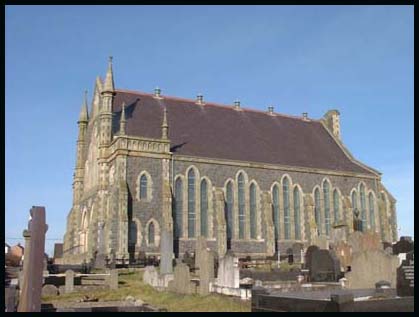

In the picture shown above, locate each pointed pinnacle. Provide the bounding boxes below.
[120,102,126,123]
[79,90,89,122]
[103,56,115,92]
[162,106,168,128]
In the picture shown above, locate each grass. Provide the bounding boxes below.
[42,269,250,312]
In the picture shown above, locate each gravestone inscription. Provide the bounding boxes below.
[308,249,341,282]
[397,251,414,297]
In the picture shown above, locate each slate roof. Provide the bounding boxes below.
[111,89,375,175]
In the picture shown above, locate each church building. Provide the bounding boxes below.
[62,58,398,264]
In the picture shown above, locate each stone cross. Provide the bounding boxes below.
[198,248,215,295]
[214,188,227,257]
[17,206,48,312]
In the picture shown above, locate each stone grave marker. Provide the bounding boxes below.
[42,284,58,297]
[308,249,341,282]
[292,243,304,263]
[194,236,207,271]
[304,245,319,270]
[217,251,240,288]
[397,251,414,297]
[65,270,75,293]
[143,266,159,286]
[332,241,352,272]
[17,206,48,312]
[345,249,398,289]
[109,269,118,290]
[198,248,215,295]
[348,231,381,254]
[53,243,63,259]
[393,236,414,255]
[169,263,193,294]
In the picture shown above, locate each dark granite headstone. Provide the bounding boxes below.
[309,249,341,282]
[304,245,319,270]
[393,237,414,255]
[397,251,414,297]
[53,243,63,259]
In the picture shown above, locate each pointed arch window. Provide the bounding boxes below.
[272,185,280,241]
[200,179,208,237]
[250,183,257,239]
[140,174,148,199]
[323,181,331,236]
[226,181,234,240]
[238,173,245,239]
[333,190,340,224]
[314,188,321,235]
[283,177,290,239]
[293,187,301,240]
[187,169,196,238]
[360,184,367,232]
[148,222,155,246]
[174,178,183,238]
[368,193,375,230]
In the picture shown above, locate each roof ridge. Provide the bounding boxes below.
[115,88,320,122]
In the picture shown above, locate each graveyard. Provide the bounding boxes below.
[4,206,414,312]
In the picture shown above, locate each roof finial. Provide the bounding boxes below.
[78,90,89,122]
[161,106,169,139]
[119,102,126,135]
[103,56,115,93]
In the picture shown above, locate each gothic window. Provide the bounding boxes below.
[323,181,331,236]
[226,181,234,240]
[200,179,208,237]
[272,185,280,240]
[368,193,375,230]
[314,188,321,235]
[294,186,301,240]
[188,169,196,238]
[148,222,155,246]
[333,189,340,224]
[250,183,257,239]
[140,174,148,199]
[238,173,245,239]
[352,191,358,209]
[360,184,367,232]
[283,177,290,239]
[174,178,183,238]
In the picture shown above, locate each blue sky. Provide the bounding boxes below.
[5,5,413,255]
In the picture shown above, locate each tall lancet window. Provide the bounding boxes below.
[294,187,301,240]
[238,173,245,239]
[368,193,375,230]
[140,174,148,199]
[283,177,290,239]
[148,222,155,246]
[360,184,367,232]
[333,189,340,224]
[314,188,321,235]
[272,185,280,241]
[200,179,208,237]
[226,181,234,240]
[174,178,183,238]
[250,183,257,239]
[323,181,331,236]
[187,169,196,238]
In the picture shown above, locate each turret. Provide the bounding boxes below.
[161,106,169,139]
[91,76,103,118]
[323,109,341,140]
[73,91,89,204]
[99,56,115,150]
[119,102,126,135]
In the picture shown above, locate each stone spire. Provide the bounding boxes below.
[78,90,89,122]
[161,106,169,139]
[119,102,126,135]
[103,56,115,93]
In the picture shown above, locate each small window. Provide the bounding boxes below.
[148,222,155,246]
[140,174,148,199]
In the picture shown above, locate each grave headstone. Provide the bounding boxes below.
[304,245,319,270]
[41,285,58,297]
[397,251,414,297]
[94,254,107,269]
[348,231,381,254]
[194,236,207,270]
[109,269,118,290]
[345,249,398,289]
[292,243,304,263]
[53,243,63,259]
[65,270,75,293]
[143,266,159,286]
[160,229,173,274]
[393,237,414,255]
[332,241,352,271]
[169,263,193,294]
[217,251,240,288]
[308,249,341,282]
[198,248,215,295]
[17,206,48,312]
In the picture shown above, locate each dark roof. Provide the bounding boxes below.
[112,90,374,175]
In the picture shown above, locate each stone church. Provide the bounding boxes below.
[62,58,398,265]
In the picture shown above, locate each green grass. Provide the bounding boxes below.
[42,269,250,312]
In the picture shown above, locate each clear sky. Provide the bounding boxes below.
[5,5,413,255]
